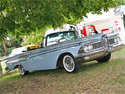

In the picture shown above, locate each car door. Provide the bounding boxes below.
[27,48,58,71]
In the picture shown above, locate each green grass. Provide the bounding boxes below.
[0,46,125,94]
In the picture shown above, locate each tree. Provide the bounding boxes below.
[0,63,2,76]
[0,0,121,43]
[21,28,46,46]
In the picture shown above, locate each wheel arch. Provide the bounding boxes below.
[56,52,74,68]
[14,65,18,69]
[14,64,25,69]
[14,64,23,69]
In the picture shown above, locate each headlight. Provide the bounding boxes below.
[114,38,117,43]
[78,44,93,54]
[114,37,121,43]
[84,44,93,52]
[84,46,88,52]
[117,37,121,42]
[88,45,93,50]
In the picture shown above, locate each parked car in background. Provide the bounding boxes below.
[1,26,123,76]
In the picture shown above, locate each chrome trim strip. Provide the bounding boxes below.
[30,41,102,58]
[29,43,80,58]
[7,56,28,63]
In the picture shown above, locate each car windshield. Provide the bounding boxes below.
[46,31,77,46]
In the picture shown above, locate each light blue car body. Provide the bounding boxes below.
[4,32,123,72]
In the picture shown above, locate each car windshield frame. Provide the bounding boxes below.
[45,31,78,47]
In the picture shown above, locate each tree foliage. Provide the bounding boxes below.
[21,28,46,46]
[0,0,121,42]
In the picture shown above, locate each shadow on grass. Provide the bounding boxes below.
[29,68,66,76]
[29,61,104,76]
[80,61,107,72]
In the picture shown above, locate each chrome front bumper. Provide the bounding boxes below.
[75,48,108,63]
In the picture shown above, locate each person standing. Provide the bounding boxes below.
[81,24,87,37]
[83,25,87,37]
[90,24,98,34]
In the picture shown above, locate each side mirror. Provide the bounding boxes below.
[40,43,43,48]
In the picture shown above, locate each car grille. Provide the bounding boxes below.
[93,42,102,49]
[108,39,115,45]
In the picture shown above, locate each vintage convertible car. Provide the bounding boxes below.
[2,30,123,75]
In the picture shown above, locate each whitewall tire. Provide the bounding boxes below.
[63,55,81,73]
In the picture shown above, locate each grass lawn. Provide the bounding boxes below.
[0,46,125,94]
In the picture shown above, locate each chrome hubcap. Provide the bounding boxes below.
[63,55,75,72]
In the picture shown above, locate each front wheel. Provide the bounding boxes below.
[18,65,29,76]
[97,53,111,63]
[63,55,81,73]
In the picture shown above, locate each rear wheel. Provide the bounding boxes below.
[18,65,29,76]
[97,53,111,63]
[62,55,81,73]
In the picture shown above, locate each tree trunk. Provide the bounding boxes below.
[2,40,7,53]
[0,63,2,76]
